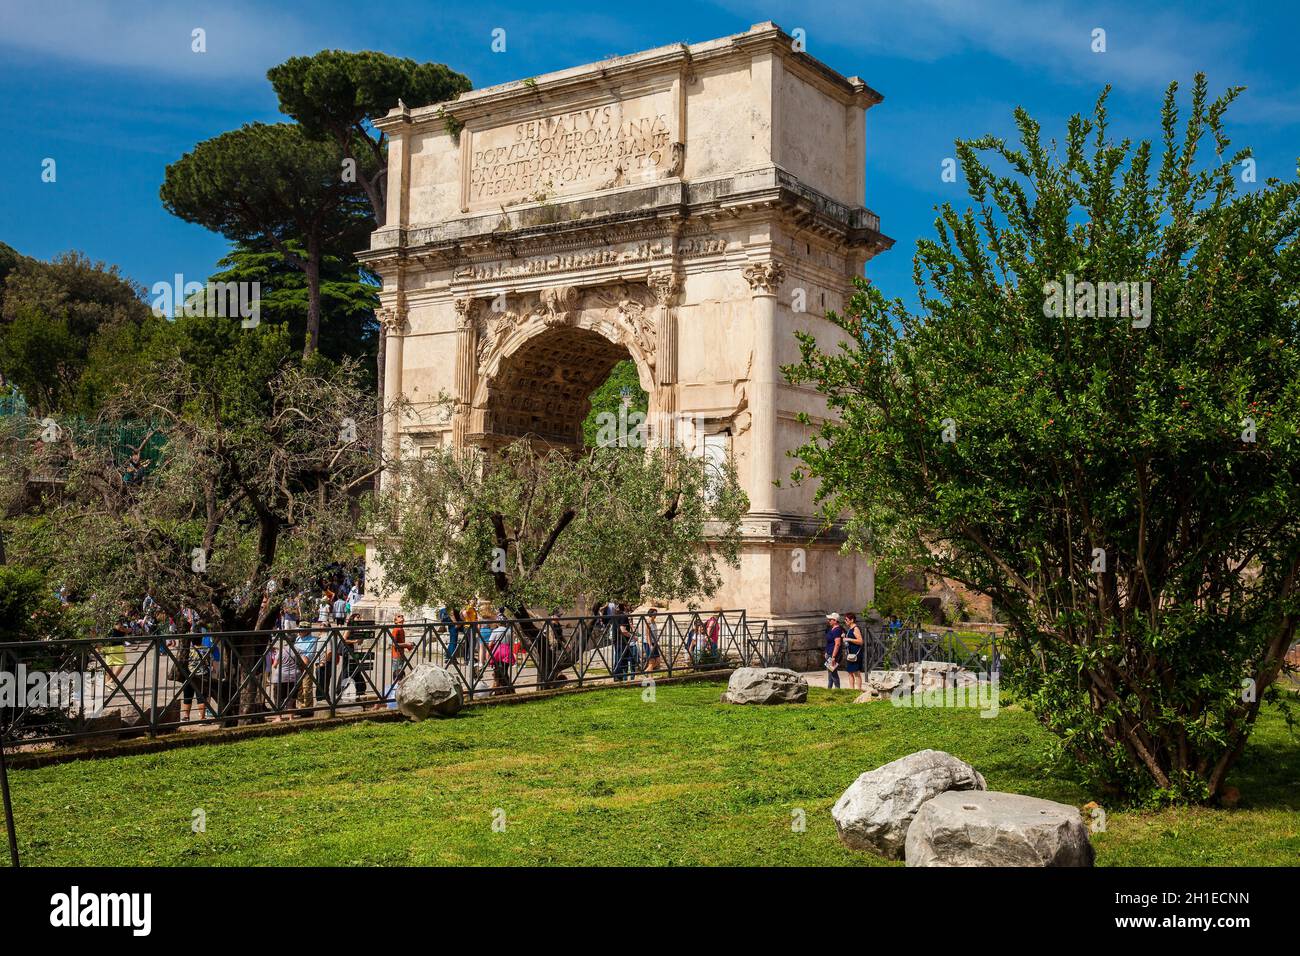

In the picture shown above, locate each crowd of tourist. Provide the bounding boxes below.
[45,567,921,723]
[71,572,732,723]
[418,601,726,698]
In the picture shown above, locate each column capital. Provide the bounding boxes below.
[647,270,682,307]
[742,260,785,297]
[379,306,408,336]
[453,297,477,328]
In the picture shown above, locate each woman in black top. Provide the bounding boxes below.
[842,612,866,691]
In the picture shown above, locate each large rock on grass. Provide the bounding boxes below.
[831,749,986,859]
[905,790,1094,867]
[396,664,463,720]
[720,667,808,705]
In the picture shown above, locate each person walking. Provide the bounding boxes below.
[489,613,515,695]
[269,633,301,720]
[463,601,481,671]
[170,623,210,723]
[611,603,636,681]
[280,593,300,630]
[387,614,414,709]
[825,612,844,689]
[685,619,708,666]
[437,604,459,663]
[295,627,318,715]
[642,608,662,674]
[705,610,721,653]
[337,612,368,706]
[842,612,865,691]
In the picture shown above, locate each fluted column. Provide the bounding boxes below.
[453,297,478,451]
[648,271,681,447]
[379,304,408,488]
[742,260,785,516]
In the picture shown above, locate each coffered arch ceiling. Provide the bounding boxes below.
[480,324,634,447]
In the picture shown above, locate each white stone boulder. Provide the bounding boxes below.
[856,669,914,701]
[856,663,980,701]
[720,667,809,705]
[395,664,463,720]
[831,749,986,859]
[905,790,1095,867]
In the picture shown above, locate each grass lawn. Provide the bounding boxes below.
[8,682,1298,866]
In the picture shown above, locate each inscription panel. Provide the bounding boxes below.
[464,90,678,209]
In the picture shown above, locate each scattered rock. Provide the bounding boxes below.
[831,749,987,859]
[720,667,808,705]
[395,664,463,720]
[905,790,1095,867]
[857,663,980,701]
[857,669,913,701]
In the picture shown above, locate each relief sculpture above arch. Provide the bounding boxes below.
[464,280,659,378]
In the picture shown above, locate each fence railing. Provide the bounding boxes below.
[0,609,781,747]
[859,626,1003,673]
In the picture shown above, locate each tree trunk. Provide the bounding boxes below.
[511,606,575,690]
[358,168,386,229]
[303,233,323,358]
[231,632,271,727]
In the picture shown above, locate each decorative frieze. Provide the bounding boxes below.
[451,233,727,283]
[468,281,659,377]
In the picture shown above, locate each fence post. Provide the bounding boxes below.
[665,614,674,678]
[576,620,585,688]
[149,638,162,737]
[328,629,338,719]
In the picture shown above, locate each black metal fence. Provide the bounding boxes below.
[0,609,781,747]
[858,626,1003,673]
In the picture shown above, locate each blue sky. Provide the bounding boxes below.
[1,0,1297,304]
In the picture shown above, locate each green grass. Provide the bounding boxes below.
[8,682,1298,866]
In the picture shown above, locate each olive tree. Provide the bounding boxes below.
[4,317,380,718]
[367,439,747,682]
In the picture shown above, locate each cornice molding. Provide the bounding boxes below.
[359,169,891,269]
[375,22,882,136]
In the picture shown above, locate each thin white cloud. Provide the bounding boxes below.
[0,0,322,79]
[715,0,1247,92]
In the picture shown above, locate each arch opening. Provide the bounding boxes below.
[476,324,646,451]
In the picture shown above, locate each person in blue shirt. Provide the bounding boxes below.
[438,604,460,662]
[825,613,844,689]
[295,628,320,712]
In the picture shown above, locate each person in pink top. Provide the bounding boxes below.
[489,613,515,695]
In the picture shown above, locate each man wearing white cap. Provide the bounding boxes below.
[825,613,844,689]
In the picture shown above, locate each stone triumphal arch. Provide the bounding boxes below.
[361,22,892,660]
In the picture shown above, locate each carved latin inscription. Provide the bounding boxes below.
[466,96,676,206]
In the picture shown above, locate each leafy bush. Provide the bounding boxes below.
[789,77,1300,803]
